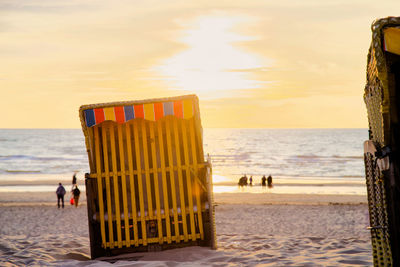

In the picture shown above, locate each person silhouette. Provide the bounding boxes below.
[238,174,248,187]
[72,172,77,185]
[267,175,273,188]
[56,183,66,209]
[72,185,81,207]
[261,175,267,187]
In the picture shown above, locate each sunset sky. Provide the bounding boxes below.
[1,0,398,128]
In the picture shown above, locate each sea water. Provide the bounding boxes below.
[0,128,368,195]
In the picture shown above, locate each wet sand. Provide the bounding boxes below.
[0,192,372,266]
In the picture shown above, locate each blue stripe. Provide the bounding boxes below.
[84,109,96,127]
[163,102,174,116]
[124,106,135,121]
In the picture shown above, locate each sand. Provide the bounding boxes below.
[0,192,372,266]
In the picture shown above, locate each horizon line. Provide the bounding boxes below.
[0,127,369,130]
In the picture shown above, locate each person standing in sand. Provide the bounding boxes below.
[238,174,248,187]
[71,172,77,190]
[267,175,273,188]
[72,185,81,207]
[56,183,66,209]
[261,175,267,187]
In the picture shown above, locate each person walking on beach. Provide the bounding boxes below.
[249,176,253,186]
[56,183,66,209]
[72,172,77,186]
[72,185,81,207]
[267,175,273,188]
[261,175,267,187]
[238,174,248,187]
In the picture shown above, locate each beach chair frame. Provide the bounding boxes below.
[364,16,400,266]
[79,95,216,259]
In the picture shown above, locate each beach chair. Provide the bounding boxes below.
[79,95,216,259]
[364,16,400,266]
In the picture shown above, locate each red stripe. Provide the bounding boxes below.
[173,101,183,118]
[134,104,144,118]
[114,106,125,123]
[154,103,164,120]
[94,108,105,124]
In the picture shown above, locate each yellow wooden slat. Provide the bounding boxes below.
[173,118,189,242]
[384,27,400,55]
[102,126,114,248]
[124,233,202,247]
[105,233,196,247]
[141,120,154,219]
[149,123,163,244]
[94,212,173,222]
[133,120,147,245]
[80,214,212,230]
[165,117,180,243]
[189,119,204,239]
[87,163,208,178]
[110,125,122,248]
[94,127,106,248]
[117,124,131,247]
[157,121,172,243]
[136,234,202,246]
[181,120,197,241]
[125,124,139,246]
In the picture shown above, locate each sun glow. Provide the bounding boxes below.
[153,15,269,98]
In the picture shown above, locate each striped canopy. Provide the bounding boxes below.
[84,99,194,127]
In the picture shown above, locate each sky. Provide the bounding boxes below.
[0,0,399,128]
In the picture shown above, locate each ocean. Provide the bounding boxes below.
[0,128,368,195]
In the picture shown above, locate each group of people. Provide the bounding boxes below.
[56,172,81,209]
[57,171,273,207]
[238,174,273,188]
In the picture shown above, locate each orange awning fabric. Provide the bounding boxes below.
[83,99,194,127]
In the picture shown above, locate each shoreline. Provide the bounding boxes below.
[0,175,368,195]
[215,192,367,205]
[0,191,368,206]
[0,180,365,186]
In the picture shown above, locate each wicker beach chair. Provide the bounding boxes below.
[79,95,216,259]
[364,16,400,266]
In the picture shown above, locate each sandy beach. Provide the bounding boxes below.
[0,191,372,266]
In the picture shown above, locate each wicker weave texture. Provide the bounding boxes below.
[364,153,392,266]
[362,17,400,266]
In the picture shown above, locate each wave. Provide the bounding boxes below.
[294,155,363,160]
[0,155,71,161]
[210,153,252,159]
[4,170,41,173]
[0,128,367,178]
[215,173,364,179]
[213,182,365,187]
[332,155,364,159]
[0,155,32,160]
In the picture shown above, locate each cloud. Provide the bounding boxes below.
[0,0,100,14]
[0,0,394,128]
